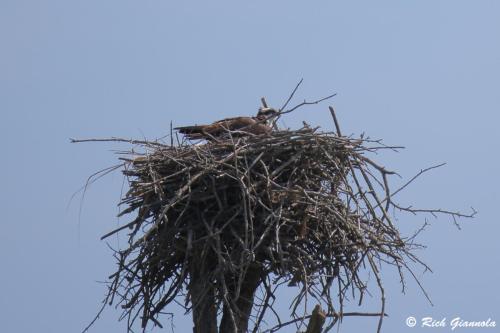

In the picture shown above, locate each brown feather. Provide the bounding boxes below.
[175,115,273,140]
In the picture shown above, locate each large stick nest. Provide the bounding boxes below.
[82,122,472,332]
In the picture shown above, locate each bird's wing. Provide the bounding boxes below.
[174,117,254,132]
[209,117,257,131]
[175,116,271,140]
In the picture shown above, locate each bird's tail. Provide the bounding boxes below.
[174,125,205,134]
[174,125,208,140]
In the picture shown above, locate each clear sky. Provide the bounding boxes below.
[1,1,499,332]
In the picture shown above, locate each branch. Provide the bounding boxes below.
[280,93,337,115]
[280,78,304,111]
[70,137,168,147]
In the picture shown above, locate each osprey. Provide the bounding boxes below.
[175,107,278,140]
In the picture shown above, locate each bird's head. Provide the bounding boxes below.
[256,107,279,120]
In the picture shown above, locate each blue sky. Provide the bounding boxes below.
[1,1,499,332]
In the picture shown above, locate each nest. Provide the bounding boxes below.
[79,117,473,333]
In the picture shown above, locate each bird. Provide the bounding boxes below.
[174,107,279,140]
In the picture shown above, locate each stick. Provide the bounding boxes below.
[329,106,342,136]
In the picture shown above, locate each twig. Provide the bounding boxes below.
[280,93,337,115]
[280,78,303,111]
